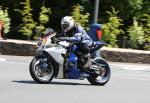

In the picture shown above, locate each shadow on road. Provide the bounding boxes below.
[12,80,95,86]
[12,80,38,84]
[50,81,92,86]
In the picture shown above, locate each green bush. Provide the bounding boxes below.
[143,14,150,50]
[127,18,145,49]
[71,4,90,30]
[0,7,11,35]
[102,7,123,47]
[35,6,51,39]
[38,6,51,32]
[18,0,37,40]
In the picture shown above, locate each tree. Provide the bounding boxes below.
[0,6,10,35]
[99,0,143,20]
[18,0,37,40]
[71,4,90,30]
[39,6,51,29]
[36,6,51,39]
[144,15,150,50]
[140,14,150,50]
[127,18,145,49]
[102,7,123,47]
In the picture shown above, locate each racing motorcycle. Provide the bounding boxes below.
[29,28,111,85]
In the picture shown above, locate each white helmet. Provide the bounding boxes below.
[61,16,75,33]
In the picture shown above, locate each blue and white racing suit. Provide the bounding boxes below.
[61,24,93,69]
[63,24,93,46]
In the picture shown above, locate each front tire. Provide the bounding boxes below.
[29,56,54,84]
[87,58,111,85]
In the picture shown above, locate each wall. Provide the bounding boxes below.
[0,39,150,64]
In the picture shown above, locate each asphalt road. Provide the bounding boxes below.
[0,56,150,103]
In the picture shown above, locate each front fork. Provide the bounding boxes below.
[39,58,48,69]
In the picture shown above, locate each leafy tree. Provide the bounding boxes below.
[39,6,50,28]
[36,6,51,38]
[127,18,145,49]
[1,0,150,51]
[0,6,10,34]
[127,0,143,15]
[140,14,150,50]
[18,0,37,40]
[98,0,143,21]
[144,15,150,50]
[71,4,90,30]
[102,7,123,47]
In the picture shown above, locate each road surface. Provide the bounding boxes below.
[0,55,150,103]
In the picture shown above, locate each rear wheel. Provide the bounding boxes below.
[87,58,111,85]
[29,56,54,84]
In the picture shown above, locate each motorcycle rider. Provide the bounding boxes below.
[58,16,93,70]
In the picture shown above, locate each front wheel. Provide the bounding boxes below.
[87,58,111,85]
[29,56,54,84]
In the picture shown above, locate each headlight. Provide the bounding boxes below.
[36,50,43,56]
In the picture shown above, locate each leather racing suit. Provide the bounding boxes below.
[60,24,93,69]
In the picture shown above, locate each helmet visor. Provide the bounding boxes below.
[62,23,69,31]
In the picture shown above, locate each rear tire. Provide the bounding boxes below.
[87,58,111,85]
[29,56,54,84]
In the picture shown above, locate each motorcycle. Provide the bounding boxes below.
[29,28,111,85]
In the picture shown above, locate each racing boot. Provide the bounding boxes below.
[81,53,91,70]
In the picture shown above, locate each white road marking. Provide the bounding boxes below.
[122,66,146,71]
[110,63,150,71]
[0,58,6,62]
[113,75,150,82]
